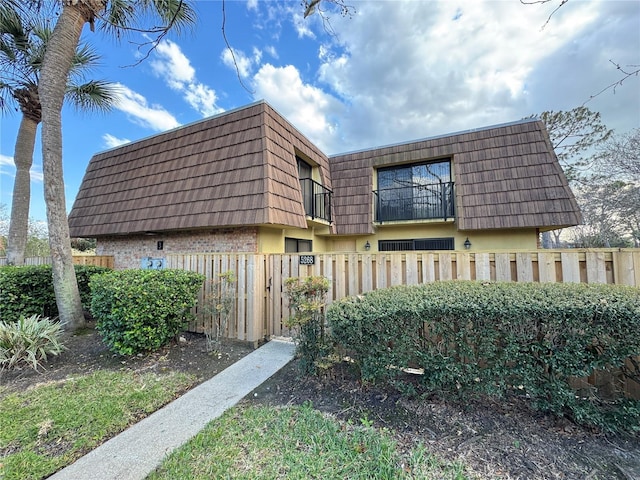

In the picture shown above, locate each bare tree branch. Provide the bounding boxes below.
[584,60,640,105]
[221,0,254,94]
[520,0,568,30]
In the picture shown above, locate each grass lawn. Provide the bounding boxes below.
[148,402,470,480]
[0,370,195,480]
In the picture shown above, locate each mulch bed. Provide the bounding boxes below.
[2,327,638,480]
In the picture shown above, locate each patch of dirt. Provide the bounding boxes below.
[243,360,640,480]
[0,323,253,396]
[2,329,639,480]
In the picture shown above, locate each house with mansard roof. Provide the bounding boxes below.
[68,100,582,269]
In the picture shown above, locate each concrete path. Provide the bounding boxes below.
[48,338,296,480]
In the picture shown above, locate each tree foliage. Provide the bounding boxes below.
[540,107,612,185]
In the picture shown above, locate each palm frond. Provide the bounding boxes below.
[65,80,119,113]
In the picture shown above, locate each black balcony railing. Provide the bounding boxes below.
[374,181,455,222]
[300,178,332,223]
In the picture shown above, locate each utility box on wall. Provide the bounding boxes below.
[141,257,166,270]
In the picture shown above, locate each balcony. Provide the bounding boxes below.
[374,181,455,223]
[300,178,332,223]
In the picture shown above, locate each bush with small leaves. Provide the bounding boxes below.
[0,315,66,371]
[327,281,640,433]
[90,269,205,355]
[0,264,111,323]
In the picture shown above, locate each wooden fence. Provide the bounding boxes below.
[0,255,114,268]
[165,249,640,342]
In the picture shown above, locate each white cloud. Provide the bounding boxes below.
[151,40,195,88]
[253,64,344,152]
[114,83,180,131]
[221,48,253,79]
[152,39,223,117]
[264,45,278,59]
[103,134,131,148]
[184,84,222,117]
[0,154,13,169]
[305,0,613,151]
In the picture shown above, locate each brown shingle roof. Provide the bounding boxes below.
[69,102,331,237]
[329,119,582,234]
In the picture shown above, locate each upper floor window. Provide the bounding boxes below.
[375,160,454,222]
[296,155,332,223]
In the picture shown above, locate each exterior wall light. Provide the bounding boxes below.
[463,237,471,250]
[364,241,371,251]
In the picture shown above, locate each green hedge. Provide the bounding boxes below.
[0,265,111,322]
[327,281,640,433]
[90,269,205,355]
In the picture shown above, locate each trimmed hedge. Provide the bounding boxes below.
[327,281,640,433]
[90,269,205,355]
[0,265,111,322]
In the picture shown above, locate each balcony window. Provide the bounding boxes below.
[375,160,454,222]
[297,156,332,223]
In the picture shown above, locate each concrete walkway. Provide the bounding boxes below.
[48,338,296,480]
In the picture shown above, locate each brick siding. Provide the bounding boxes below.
[96,227,258,269]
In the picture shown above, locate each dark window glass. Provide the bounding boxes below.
[379,238,454,251]
[297,156,312,179]
[376,160,454,222]
[285,237,312,253]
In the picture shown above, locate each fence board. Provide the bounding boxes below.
[456,253,472,280]
[271,255,282,337]
[376,254,387,289]
[475,253,491,280]
[348,254,359,295]
[390,254,403,286]
[323,254,334,305]
[362,254,373,292]
[516,252,533,282]
[406,253,419,285]
[614,251,636,286]
[561,252,580,283]
[538,252,557,283]
[495,253,511,281]
[422,253,436,283]
[585,252,607,284]
[439,253,452,280]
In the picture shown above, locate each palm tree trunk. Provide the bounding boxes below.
[6,115,37,265]
[39,5,89,330]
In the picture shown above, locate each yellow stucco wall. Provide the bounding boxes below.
[330,223,538,252]
[258,222,538,253]
[257,225,332,253]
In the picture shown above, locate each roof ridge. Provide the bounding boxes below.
[329,117,541,158]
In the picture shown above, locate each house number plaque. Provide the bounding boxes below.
[299,255,315,265]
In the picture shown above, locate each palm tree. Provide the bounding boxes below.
[0,4,117,266]
[36,0,195,331]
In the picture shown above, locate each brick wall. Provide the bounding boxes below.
[96,227,259,269]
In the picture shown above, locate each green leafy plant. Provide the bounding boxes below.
[0,265,111,323]
[284,276,332,374]
[90,269,205,355]
[201,271,236,353]
[327,281,640,433]
[0,315,66,372]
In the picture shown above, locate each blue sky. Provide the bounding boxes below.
[1,0,639,224]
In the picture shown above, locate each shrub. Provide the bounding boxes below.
[0,265,111,323]
[0,315,66,371]
[327,281,640,433]
[285,276,331,374]
[90,269,205,355]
